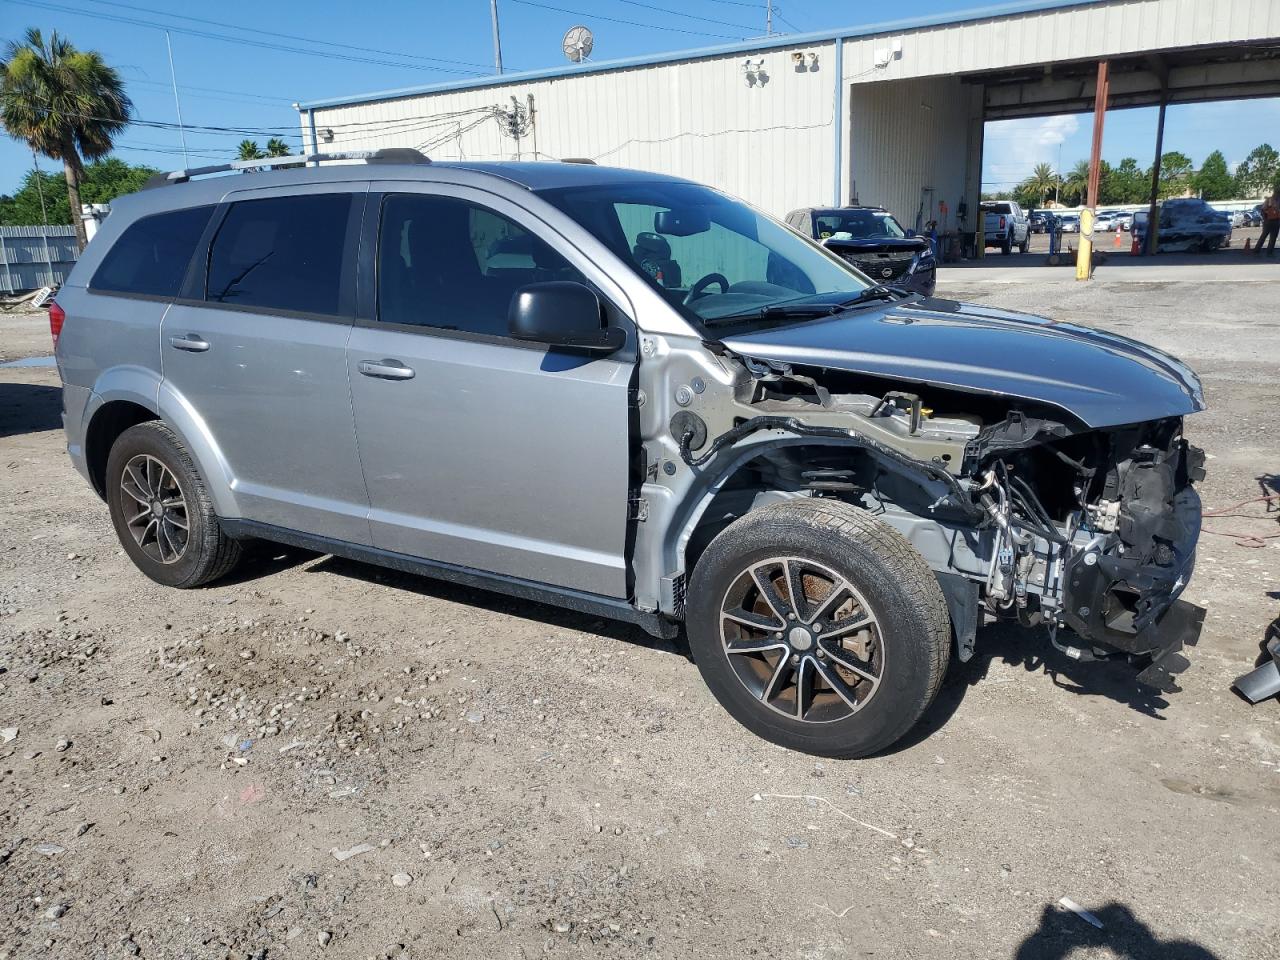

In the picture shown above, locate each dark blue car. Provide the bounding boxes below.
[784,205,937,296]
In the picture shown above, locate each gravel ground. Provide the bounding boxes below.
[1,283,1278,960]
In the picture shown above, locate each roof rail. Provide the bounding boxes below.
[143,148,430,188]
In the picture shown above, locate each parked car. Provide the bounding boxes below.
[1093,213,1116,232]
[784,205,936,296]
[52,152,1208,758]
[1028,211,1051,234]
[1246,206,1263,227]
[1058,213,1080,233]
[1133,198,1232,253]
[980,200,1030,253]
[1114,212,1134,232]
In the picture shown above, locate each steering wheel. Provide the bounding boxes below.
[684,272,730,304]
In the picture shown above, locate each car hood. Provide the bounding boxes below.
[720,297,1205,429]
[822,237,930,255]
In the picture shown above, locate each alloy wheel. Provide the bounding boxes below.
[719,557,884,723]
[119,454,190,565]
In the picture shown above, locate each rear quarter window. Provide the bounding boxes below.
[91,205,214,297]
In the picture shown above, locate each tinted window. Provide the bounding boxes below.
[92,205,213,297]
[377,193,586,336]
[206,193,352,316]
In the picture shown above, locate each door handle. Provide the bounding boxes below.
[358,359,415,381]
[169,334,210,353]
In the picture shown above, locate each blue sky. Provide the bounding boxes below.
[2,0,1277,195]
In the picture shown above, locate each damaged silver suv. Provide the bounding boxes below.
[54,152,1206,757]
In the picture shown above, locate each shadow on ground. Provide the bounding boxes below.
[1014,901,1222,959]
[0,381,62,437]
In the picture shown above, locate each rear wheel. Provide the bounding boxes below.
[1001,235,1013,255]
[106,421,242,588]
[1018,234,1030,254]
[686,499,950,758]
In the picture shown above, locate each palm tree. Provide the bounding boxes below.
[1028,162,1059,206]
[237,139,264,161]
[264,136,290,158]
[0,28,132,249]
[1062,160,1091,206]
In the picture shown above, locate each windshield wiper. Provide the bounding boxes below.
[702,284,911,328]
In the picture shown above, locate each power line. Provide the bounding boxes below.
[3,0,490,76]
[126,78,293,106]
[507,0,744,39]
[79,0,498,72]
[608,0,757,31]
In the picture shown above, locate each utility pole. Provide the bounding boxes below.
[164,31,189,167]
[1076,59,1109,281]
[765,2,773,36]
[490,0,504,75]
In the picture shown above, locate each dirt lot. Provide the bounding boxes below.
[1,280,1278,960]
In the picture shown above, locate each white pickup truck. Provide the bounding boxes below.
[981,201,1031,254]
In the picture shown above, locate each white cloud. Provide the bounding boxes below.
[983,114,1080,189]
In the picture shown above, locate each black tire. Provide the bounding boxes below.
[1018,235,1030,254]
[105,421,242,588]
[1001,235,1013,255]
[685,499,950,758]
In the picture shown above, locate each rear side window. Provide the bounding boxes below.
[92,205,213,297]
[206,193,353,316]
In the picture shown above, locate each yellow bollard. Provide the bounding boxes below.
[1076,208,1095,280]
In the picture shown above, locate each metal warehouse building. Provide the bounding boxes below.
[296,0,1280,231]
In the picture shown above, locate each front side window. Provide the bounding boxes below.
[92,205,214,297]
[206,193,352,316]
[543,182,870,333]
[377,193,587,336]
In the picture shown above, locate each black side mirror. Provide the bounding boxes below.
[509,281,624,352]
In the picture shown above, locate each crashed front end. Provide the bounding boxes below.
[972,414,1206,690]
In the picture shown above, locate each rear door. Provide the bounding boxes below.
[160,183,372,544]
[345,184,635,598]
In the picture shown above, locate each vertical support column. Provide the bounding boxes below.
[307,108,320,166]
[967,86,986,259]
[1145,97,1167,256]
[0,235,11,296]
[1077,60,1110,281]
[832,39,844,206]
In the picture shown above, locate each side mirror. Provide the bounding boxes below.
[509,281,624,352]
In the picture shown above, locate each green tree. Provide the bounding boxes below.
[1156,150,1194,198]
[0,28,132,249]
[1061,160,1090,206]
[1026,161,1059,206]
[1234,143,1279,198]
[1193,150,1235,201]
[0,157,158,225]
[237,139,264,160]
[1107,157,1148,204]
[265,136,290,157]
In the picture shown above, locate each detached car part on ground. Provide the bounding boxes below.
[55,156,1207,758]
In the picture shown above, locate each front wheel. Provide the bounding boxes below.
[685,499,950,758]
[106,421,242,588]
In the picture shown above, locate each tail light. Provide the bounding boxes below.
[48,300,66,346]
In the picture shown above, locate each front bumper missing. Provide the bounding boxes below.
[1060,485,1204,691]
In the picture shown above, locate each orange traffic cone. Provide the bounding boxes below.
[1113,227,1122,248]
[1131,233,1140,255]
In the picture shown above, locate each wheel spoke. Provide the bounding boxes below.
[817,612,875,642]
[158,520,179,561]
[761,654,794,704]
[820,640,879,683]
[814,659,865,711]
[807,578,854,626]
[794,656,814,719]
[750,564,794,623]
[723,606,782,632]
[726,636,787,656]
[782,559,809,621]
[127,504,152,525]
[125,462,153,500]
[165,509,189,531]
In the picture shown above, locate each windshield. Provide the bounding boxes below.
[541,181,871,331]
[814,210,906,240]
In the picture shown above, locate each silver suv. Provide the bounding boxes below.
[53,151,1207,757]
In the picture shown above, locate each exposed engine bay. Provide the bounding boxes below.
[649,325,1207,691]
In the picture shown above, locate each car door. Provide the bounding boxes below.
[345,185,636,598]
[159,183,372,544]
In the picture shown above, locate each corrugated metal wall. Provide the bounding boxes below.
[846,77,981,233]
[838,0,1280,81]
[0,226,78,294]
[309,40,837,218]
